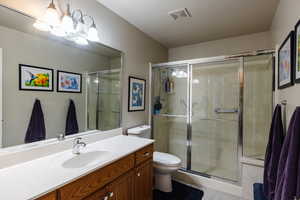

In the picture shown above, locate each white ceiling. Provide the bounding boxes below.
[96,0,279,48]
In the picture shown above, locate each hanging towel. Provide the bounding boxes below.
[263,104,285,200]
[274,107,300,200]
[65,99,79,135]
[24,99,46,143]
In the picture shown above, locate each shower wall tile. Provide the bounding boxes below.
[242,164,264,200]
[243,56,272,159]
[153,116,169,153]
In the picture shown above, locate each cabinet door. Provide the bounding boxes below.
[83,187,108,200]
[134,160,153,200]
[107,170,135,200]
[37,192,57,200]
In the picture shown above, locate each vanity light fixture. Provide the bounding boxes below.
[33,0,99,45]
[44,0,60,26]
[61,3,74,33]
[87,20,100,42]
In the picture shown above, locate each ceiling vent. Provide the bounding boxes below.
[168,8,192,20]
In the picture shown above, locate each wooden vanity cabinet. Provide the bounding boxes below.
[134,160,153,200]
[38,144,153,200]
[37,192,57,200]
[106,170,135,200]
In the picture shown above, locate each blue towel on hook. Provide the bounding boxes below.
[274,107,300,200]
[24,99,46,143]
[263,104,285,200]
[65,99,79,135]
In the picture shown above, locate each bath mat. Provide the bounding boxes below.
[153,181,204,200]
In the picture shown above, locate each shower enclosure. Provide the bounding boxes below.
[87,69,121,131]
[150,52,274,183]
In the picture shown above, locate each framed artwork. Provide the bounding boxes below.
[278,31,294,89]
[19,64,53,91]
[128,76,146,112]
[57,70,82,93]
[295,20,300,83]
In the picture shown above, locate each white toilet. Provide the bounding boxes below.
[127,125,181,193]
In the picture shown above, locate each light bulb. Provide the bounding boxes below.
[43,1,60,26]
[74,37,88,45]
[75,20,84,34]
[33,20,50,31]
[61,3,74,33]
[51,27,66,37]
[171,71,177,77]
[62,15,74,33]
[87,26,99,41]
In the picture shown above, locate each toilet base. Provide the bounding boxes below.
[154,173,172,193]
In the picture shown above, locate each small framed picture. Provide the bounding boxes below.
[19,64,53,91]
[57,70,82,93]
[294,20,300,83]
[278,31,294,89]
[128,76,146,112]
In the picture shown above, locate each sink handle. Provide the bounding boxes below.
[109,192,114,197]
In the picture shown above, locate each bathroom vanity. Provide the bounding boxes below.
[0,134,154,200]
[38,143,153,200]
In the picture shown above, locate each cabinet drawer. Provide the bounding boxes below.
[37,192,57,200]
[135,144,153,166]
[83,188,107,200]
[59,154,135,200]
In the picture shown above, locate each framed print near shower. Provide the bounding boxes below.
[19,64,53,91]
[278,31,294,89]
[295,20,300,83]
[57,71,82,93]
[128,76,146,112]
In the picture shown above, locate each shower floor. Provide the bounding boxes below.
[191,163,238,181]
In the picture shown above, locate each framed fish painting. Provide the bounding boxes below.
[278,31,294,89]
[57,70,82,93]
[19,64,53,91]
[128,76,146,112]
[294,20,300,83]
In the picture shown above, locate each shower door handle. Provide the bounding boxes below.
[214,108,238,114]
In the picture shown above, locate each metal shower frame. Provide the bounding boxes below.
[149,49,275,184]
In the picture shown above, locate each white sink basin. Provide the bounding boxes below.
[62,151,112,169]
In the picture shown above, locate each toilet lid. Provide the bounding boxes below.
[153,151,181,166]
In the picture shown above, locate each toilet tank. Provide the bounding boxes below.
[127,125,151,139]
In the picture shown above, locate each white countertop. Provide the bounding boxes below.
[0,135,154,200]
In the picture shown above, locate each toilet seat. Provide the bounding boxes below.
[153,151,181,167]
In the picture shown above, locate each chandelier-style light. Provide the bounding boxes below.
[33,0,99,45]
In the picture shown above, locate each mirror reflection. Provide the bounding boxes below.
[0,5,122,147]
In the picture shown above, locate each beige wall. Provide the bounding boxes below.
[0,25,110,147]
[270,0,300,124]
[168,31,272,61]
[0,0,168,132]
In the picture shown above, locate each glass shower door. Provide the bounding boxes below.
[152,65,189,168]
[190,60,241,181]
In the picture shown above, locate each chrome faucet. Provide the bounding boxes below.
[72,137,86,155]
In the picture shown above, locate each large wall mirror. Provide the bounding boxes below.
[0,5,123,147]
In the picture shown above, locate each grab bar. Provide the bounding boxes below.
[214,108,238,114]
[156,114,187,118]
